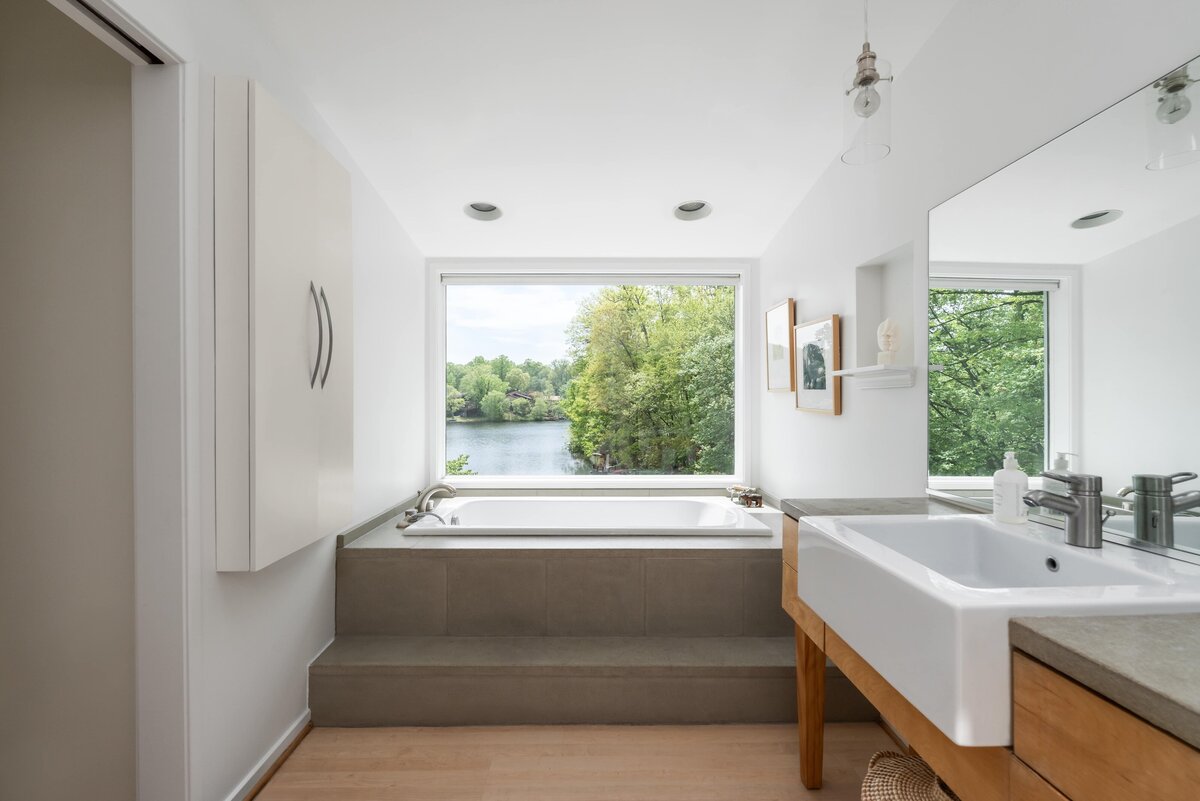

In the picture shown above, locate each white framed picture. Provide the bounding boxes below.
[794,314,841,415]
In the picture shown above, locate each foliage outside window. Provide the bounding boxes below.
[443,283,736,477]
[928,288,1047,477]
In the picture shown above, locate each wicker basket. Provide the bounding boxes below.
[861,751,961,801]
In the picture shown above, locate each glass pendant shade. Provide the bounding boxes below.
[841,56,892,165]
[1146,57,1200,170]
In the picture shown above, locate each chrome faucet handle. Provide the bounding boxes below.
[1040,471,1103,494]
[1125,473,1198,495]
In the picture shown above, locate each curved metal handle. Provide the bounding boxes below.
[1040,471,1103,493]
[309,281,323,388]
[319,286,333,388]
[1169,472,1198,486]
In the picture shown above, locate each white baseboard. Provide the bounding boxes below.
[223,709,311,801]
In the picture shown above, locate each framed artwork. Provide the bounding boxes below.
[794,314,841,415]
[764,299,796,391]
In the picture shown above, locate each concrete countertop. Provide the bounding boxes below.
[1011,615,1200,750]
[780,496,973,520]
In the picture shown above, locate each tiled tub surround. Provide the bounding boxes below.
[312,543,876,726]
[336,547,791,637]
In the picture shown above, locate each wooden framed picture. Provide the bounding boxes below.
[794,314,841,415]
[764,299,796,391]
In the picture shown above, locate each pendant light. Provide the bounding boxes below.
[841,0,893,165]
[1146,58,1200,170]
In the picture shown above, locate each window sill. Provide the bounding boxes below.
[439,475,743,491]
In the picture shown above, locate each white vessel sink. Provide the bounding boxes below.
[794,514,1200,746]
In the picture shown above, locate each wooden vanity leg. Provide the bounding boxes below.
[795,622,825,789]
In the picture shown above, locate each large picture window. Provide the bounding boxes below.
[432,267,745,485]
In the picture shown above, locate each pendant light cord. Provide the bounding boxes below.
[864,0,869,43]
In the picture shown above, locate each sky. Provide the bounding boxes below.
[446,284,601,364]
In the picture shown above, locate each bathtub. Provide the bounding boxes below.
[405,496,773,537]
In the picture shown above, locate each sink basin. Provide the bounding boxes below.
[794,514,1200,746]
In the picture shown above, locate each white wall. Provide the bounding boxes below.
[353,179,428,518]
[753,0,1200,500]
[1081,214,1200,483]
[103,1,426,799]
[0,2,133,797]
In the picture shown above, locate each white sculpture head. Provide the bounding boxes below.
[877,318,900,353]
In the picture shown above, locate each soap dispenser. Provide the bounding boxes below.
[993,451,1030,524]
[1043,452,1074,493]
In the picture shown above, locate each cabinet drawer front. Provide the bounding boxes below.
[1012,651,1200,801]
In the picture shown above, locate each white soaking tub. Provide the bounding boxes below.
[405,496,773,537]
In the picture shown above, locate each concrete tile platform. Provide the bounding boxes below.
[309,636,877,727]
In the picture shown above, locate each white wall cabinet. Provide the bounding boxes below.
[214,77,354,571]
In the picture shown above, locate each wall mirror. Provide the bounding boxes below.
[927,54,1200,558]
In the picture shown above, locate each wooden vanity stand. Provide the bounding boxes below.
[782,514,1200,801]
[782,514,1013,801]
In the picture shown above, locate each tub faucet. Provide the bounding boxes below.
[416,482,457,512]
[396,509,446,529]
[1024,472,1105,548]
[1116,472,1200,548]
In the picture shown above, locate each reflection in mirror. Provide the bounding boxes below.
[928,54,1200,557]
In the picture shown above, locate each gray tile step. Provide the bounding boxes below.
[309,636,877,727]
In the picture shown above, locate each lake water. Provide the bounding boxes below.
[446,419,590,475]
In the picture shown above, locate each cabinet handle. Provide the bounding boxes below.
[309,281,323,388]
[319,286,333,388]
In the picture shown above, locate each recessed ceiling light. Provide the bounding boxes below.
[674,200,712,221]
[464,202,502,221]
[1070,209,1122,229]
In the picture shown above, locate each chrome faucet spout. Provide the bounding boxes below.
[1022,490,1079,516]
[1174,490,1200,514]
[416,482,457,513]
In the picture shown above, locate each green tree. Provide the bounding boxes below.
[531,398,549,420]
[564,285,735,474]
[928,289,1046,476]
[445,362,467,391]
[481,389,510,421]
[506,367,531,392]
[446,453,476,475]
[510,397,531,418]
[490,354,514,381]
[445,384,466,417]
[460,367,507,408]
[548,359,573,395]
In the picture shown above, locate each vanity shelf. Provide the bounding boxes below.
[831,364,916,389]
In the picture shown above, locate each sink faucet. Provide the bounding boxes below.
[415,482,456,513]
[1024,472,1105,548]
[1115,472,1200,548]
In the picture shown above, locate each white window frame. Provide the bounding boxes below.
[927,263,1081,490]
[427,259,752,489]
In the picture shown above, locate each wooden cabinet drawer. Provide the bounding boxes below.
[1012,651,1200,801]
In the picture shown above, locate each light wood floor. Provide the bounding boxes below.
[257,723,892,800]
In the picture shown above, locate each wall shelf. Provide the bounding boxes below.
[832,364,916,389]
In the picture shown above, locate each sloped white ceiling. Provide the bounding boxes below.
[248,0,956,257]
